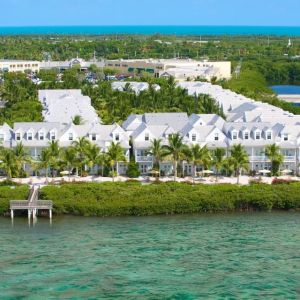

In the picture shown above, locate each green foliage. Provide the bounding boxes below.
[126,160,141,178]
[38,182,300,217]
[0,186,29,214]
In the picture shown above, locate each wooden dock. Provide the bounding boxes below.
[10,186,53,219]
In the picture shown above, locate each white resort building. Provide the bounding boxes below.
[1,83,300,177]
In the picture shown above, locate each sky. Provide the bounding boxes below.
[0,0,299,27]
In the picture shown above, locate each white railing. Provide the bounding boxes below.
[136,156,153,162]
[284,156,296,162]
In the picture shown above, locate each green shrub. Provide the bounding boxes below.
[126,161,141,178]
[38,182,300,217]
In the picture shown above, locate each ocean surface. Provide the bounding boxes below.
[0,26,300,36]
[0,213,299,299]
[271,85,300,95]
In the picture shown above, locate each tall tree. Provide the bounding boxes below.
[230,144,249,184]
[265,144,284,176]
[212,148,226,182]
[163,133,186,181]
[72,137,91,176]
[147,138,165,174]
[0,148,17,179]
[13,142,30,177]
[106,142,126,182]
[184,144,211,184]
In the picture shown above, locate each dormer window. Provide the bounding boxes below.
[39,132,45,141]
[214,133,219,141]
[244,132,249,140]
[50,132,56,140]
[115,133,120,141]
[192,134,196,142]
[27,132,33,141]
[91,133,97,141]
[16,132,21,141]
[283,133,288,141]
[232,131,238,140]
[255,131,261,140]
[0,133,4,142]
[145,133,149,141]
[266,131,272,140]
[68,133,73,141]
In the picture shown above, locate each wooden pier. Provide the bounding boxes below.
[10,186,53,219]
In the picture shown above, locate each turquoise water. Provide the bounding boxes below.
[271,85,300,95]
[0,213,300,299]
[1,26,300,36]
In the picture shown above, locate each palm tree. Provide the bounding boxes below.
[184,144,211,184]
[48,140,60,177]
[147,138,165,175]
[212,148,226,182]
[163,133,186,181]
[230,144,249,184]
[0,148,17,179]
[36,148,51,181]
[72,137,91,176]
[13,142,30,177]
[106,142,126,182]
[72,115,84,125]
[265,144,284,176]
[85,143,101,175]
[61,147,77,180]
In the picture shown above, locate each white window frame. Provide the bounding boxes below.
[27,132,33,141]
[192,134,196,142]
[115,133,120,141]
[16,132,21,141]
[283,133,289,141]
[145,133,149,141]
[244,131,249,140]
[39,131,45,141]
[266,131,272,140]
[68,132,74,141]
[91,133,97,141]
[214,133,219,141]
[50,132,56,140]
[232,131,238,140]
[255,131,261,140]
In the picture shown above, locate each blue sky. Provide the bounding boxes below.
[0,0,299,27]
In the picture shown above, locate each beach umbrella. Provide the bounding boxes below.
[259,169,271,174]
[280,169,292,174]
[60,171,70,175]
[202,170,214,174]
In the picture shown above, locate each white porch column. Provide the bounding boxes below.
[10,209,14,219]
[49,209,52,219]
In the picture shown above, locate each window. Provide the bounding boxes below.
[214,133,219,141]
[39,132,44,141]
[50,132,56,140]
[283,134,288,141]
[16,133,21,141]
[0,134,4,141]
[145,133,149,141]
[232,131,237,140]
[27,132,33,141]
[192,134,196,141]
[115,133,120,141]
[91,134,97,141]
[68,133,73,141]
[266,131,272,140]
[244,132,249,140]
[255,131,261,140]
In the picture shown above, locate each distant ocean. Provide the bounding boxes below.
[0,26,300,36]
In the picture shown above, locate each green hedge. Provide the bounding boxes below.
[0,186,29,214]
[38,182,300,217]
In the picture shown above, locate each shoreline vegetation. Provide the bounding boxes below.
[1,181,300,217]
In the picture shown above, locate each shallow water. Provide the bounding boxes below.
[0,213,299,299]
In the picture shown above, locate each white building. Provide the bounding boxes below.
[0,60,40,73]
[38,90,100,124]
[105,59,231,81]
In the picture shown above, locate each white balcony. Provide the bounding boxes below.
[136,156,153,162]
[284,156,296,162]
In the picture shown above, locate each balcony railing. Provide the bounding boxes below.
[250,156,296,162]
[136,156,153,162]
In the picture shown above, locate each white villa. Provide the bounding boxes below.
[1,84,300,177]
